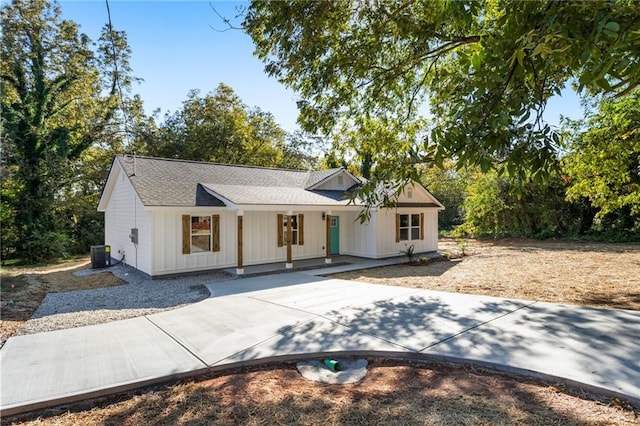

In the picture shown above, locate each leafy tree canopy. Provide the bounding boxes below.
[245,0,640,202]
[144,83,318,169]
[563,89,640,221]
[1,0,138,261]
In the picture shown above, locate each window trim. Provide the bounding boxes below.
[182,214,220,255]
[395,213,424,242]
[190,215,212,253]
[277,213,305,247]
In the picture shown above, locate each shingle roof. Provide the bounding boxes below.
[305,169,341,189]
[115,155,354,207]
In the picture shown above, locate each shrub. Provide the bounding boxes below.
[22,230,70,263]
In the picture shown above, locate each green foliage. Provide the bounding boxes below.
[144,84,317,169]
[1,0,138,262]
[245,0,640,199]
[456,239,468,257]
[22,230,70,262]
[455,170,594,239]
[400,244,415,263]
[563,90,640,227]
[420,161,469,230]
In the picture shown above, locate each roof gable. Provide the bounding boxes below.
[101,156,359,208]
[306,168,361,191]
[98,156,443,210]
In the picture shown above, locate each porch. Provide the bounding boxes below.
[223,252,438,277]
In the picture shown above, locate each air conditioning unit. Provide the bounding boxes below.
[90,245,111,269]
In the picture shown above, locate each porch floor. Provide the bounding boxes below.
[224,252,439,277]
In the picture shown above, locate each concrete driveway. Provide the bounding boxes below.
[2,272,639,416]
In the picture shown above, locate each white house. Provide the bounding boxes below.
[97,155,444,277]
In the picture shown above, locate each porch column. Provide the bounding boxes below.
[325,212,332,264]
[236,211,244,275]
[286,211,293,269]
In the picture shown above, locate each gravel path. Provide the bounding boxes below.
[18,264,232,335]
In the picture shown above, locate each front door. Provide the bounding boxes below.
[330,216,340,255]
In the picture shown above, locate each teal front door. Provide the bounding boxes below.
[330,216,340,254]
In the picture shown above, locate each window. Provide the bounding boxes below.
[182,214,220,254]
[277,214,304,246]
[191,216,211,252]
[283,214,298,245]
[396,213,423,242]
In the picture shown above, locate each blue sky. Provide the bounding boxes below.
[59,1,583,132]
[60,1,301,130]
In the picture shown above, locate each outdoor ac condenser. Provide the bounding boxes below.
[90,245,111,269]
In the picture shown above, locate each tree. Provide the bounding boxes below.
[420,161,469,231]
[456,170,591,239]
[244,0,640,201]
[563,90,640,237]
[1,0,137,261]
[145,84,318,169]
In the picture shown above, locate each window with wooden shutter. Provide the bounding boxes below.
[420,213,425,240]
[395,213,400,243]
[182,214,218,254]
[277,214,284,247]
[279,214,302,246]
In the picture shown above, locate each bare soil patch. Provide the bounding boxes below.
[5,361,637,425]
[334,239,640,311]
[0,257,124,346]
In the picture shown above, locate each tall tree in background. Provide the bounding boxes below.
[245,0,640,202]
[1,0,137,261]
[145,84,316,169]
[563,90,640,237]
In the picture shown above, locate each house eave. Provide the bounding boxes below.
[142,203,364,212]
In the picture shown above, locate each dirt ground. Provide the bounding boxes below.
[333,239,640,311]
[6,361,638,425]
[0,257,124,346]
[2,240,640,424]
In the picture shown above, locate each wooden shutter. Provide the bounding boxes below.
[212,214,220,252]
[277,214,284,247]
[395,213,400,243]
[420,213,425,240]
[182,215,191,254]
[298,214,304,245]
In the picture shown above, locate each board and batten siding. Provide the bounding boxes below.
[243,211,326,265]
[375,208,439,258]
[151,210,236,276]
[340,212,379,258]
[104,169,152,275]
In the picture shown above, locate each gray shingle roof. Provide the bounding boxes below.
[115,155,355,207]
[305,169,341,188]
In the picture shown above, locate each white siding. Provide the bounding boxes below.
[375,208,439,258]
[340,212,378,257]
[243,211,326,265]
[151,210,236,276]
[150,210,328,275]
[313,172,358,191]
[104,170,152,275]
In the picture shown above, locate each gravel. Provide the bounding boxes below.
[17,264,233,336]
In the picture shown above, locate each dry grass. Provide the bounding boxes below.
[334,239,640,311]
[0,257,124,346]
[6,361,638,425]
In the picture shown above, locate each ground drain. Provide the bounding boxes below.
[296,358,368,384]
